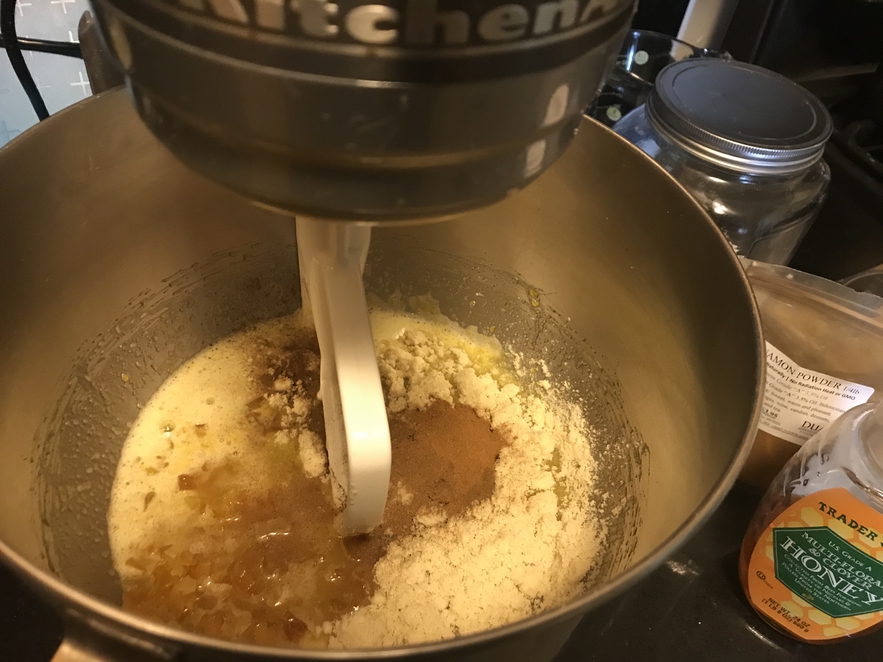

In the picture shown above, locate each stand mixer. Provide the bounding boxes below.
[87,0,636,533]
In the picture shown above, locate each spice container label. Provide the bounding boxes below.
[746,487,883,641]
[758,342,874,446]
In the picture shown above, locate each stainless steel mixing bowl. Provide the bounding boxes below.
[0,90,762,661]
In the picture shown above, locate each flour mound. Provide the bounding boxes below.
[327,311,604,647]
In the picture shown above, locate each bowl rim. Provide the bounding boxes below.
[0,89,764,659]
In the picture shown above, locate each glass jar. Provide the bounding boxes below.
[586,29,728,128]
[614,59,832,265]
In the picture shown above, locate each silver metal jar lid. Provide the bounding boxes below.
[646,59,833,174]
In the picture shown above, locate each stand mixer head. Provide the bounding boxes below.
[89,0,635,220]
[85,0,637,532]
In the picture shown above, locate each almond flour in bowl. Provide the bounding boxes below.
[108,305,606,648]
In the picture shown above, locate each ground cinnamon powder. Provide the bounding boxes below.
[347,401,508,568]
[390,400,505,525]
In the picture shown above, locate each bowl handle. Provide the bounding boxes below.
[52,640,112,662]
[50,616,178,662]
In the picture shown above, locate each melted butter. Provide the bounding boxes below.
[370,308,511,382]
[110,315,371,646]
[120,453,376,647]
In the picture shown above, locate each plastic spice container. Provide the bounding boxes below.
[614,59,832,264]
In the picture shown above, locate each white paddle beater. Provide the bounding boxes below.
[296,217,391,536]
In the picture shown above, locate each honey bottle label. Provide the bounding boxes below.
[747,487,883,641]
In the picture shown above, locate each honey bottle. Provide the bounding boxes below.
[740,400,883,643]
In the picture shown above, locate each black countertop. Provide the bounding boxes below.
[2,483,878,661]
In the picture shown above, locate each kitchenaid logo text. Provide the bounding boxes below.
[174,0,622,46]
